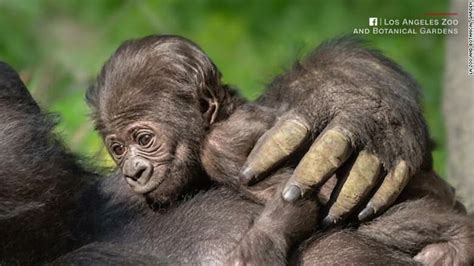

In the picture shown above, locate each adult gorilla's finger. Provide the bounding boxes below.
[239,115,310,185]
[358,160,409,221]
[321,151,381,228]
[282,128,352,202]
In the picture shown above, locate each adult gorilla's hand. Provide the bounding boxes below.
[238,114,410,225]
[237,38,430,226]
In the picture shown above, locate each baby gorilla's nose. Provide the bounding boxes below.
[123,157,153,186]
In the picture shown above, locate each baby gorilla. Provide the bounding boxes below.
[87,35,474,264]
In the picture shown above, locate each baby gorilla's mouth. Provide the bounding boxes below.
[124,164,168,195]
[125,174,162,194]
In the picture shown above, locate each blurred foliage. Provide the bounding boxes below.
[0,0,446,174]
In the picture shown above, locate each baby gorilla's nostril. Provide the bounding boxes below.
[123,157,153,185]
[131,165,146,181]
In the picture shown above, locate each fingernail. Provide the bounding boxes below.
[358,206,375,222]
[282,185,301,202]
[321,215,335,229]
[239,167,256,184]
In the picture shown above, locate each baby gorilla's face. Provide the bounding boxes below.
[105,120,199,208]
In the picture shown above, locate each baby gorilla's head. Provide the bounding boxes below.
[87,35,225,207]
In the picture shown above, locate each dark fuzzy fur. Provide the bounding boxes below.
[85,35,473,264]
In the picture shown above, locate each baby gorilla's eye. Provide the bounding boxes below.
[111,143,126,156]
[137,133,153,147]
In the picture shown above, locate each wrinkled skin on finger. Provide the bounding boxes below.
[282,128,353,201]
[321,151,381,227]
[358,160,409,221]
[239,120,416,224]
[239,114,310,185]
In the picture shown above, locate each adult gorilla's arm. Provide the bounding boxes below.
[239,37,431,224]
[0,62,97,263]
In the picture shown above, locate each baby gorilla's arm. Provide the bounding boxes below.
[201,104,277,195]
[225,169,319,265]
[202,104,320,264]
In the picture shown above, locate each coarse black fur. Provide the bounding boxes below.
[86,35,473,264]
[1,61,429,265]
[0,61,92,262]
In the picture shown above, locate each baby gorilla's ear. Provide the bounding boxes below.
[199,86,219,127]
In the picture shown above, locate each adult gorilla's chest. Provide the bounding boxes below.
[102,187,262,263]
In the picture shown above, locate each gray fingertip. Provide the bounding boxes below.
[238,166,256,185]
[358,205,375,222]
[282,184,301,202]
[320,215,336,229]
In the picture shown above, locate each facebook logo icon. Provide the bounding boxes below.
[369,17,378,26]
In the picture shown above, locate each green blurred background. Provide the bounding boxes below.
[0,0,447,174]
